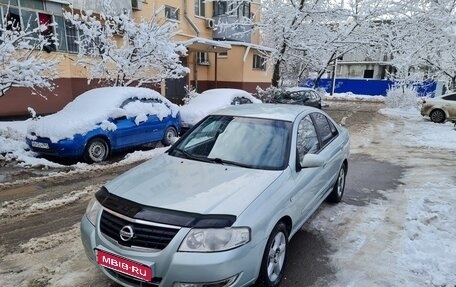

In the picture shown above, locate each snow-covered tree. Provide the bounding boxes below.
[63,7,190,87]
[252,0,388,87]
[368,0,456,90]
[0,8,58,97]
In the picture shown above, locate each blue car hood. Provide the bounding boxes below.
[105,154,283,216]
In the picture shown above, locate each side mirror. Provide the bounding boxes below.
[300,153,325,168]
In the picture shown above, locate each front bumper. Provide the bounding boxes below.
[26,137,84,158]
[80,215,261,287]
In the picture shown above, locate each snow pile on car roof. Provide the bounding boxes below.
[27,87,178,143]
[180,89,261,126]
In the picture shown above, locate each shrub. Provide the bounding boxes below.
[385,86,420,109]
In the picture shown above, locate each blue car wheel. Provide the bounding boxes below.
[84,137,110,163]
[161,127,177,146]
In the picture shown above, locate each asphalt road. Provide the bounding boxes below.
[0,100,400,287]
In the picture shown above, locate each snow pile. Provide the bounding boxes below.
[385,86,421,109]
[0,185,98,219]
[180,88,261,126]
[324,92,385,102]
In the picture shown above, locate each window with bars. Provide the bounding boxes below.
[197,52,210,65]
[65,19,79,53]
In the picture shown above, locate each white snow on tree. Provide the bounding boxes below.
[63,7,190,87]
[0,7,58,97]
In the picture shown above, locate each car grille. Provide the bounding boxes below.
[105,268,162,287]
[100,210,180,250]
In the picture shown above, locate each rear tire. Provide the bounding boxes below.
[430,109,446,123]
[83,138,109,163]
[327,163,346,203]
[257,222,288,287]
[162,127,177,146]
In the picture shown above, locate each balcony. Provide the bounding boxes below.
[212,15,253,43]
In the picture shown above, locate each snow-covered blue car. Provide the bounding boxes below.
[26,87,181,163]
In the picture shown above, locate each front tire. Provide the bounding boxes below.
[430,109,446,123]
[83,138,109,163]
[257,222,288,287]
[162,127,177,146]
[327,163,346,203]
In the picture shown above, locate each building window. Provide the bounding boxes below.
[194,0,205,17]
[197,52,210,65]
[0,0,18,6]
[65,19,79,53]
[131,0,140,10]
[253,54,266,70]
[5,7,21,30]
[214,0,231,16]
[363,69,374,78]
[214,1,250,17]
[165,6,179,21]
[218,51,228,58]
[20,0,43,10]
[240,1,250,18]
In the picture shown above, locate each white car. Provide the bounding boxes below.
[180,88,261,131]
[421,93,456,123]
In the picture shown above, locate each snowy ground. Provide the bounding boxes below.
[1,95,456,286]
[308,107,456,286]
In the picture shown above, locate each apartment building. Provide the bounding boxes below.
[0,0,272,117]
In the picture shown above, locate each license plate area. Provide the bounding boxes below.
[31,141,49,149]
[96,249,153,282]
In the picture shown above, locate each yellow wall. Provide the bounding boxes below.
[52,1,271,86]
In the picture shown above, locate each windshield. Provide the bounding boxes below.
[169,115,292,170]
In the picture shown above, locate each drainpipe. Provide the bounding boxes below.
[183,0,200,90]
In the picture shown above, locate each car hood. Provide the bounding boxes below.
[105,154,283,216]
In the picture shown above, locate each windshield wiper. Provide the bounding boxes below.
[209,157,253,169]
[173,148,211,163]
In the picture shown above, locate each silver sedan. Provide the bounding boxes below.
[81,104,350,287]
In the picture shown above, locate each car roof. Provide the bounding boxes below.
[211,103,318,122]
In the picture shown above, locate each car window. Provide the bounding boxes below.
[120,97,162,108]
[311,112,338,147]
[296,115,319,162]
[309,91,319,100]
[232,97,253,105]
[442,94,456,101]
[171,115,292,170]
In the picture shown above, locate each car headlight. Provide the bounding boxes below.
[179,227,250,252]
[85,197,102,226]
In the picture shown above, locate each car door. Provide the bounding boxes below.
[111,98,141,149]
[289,114,324,225]
[139,99,168,143]
[310,112,343,200]
[112,98,155,148]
